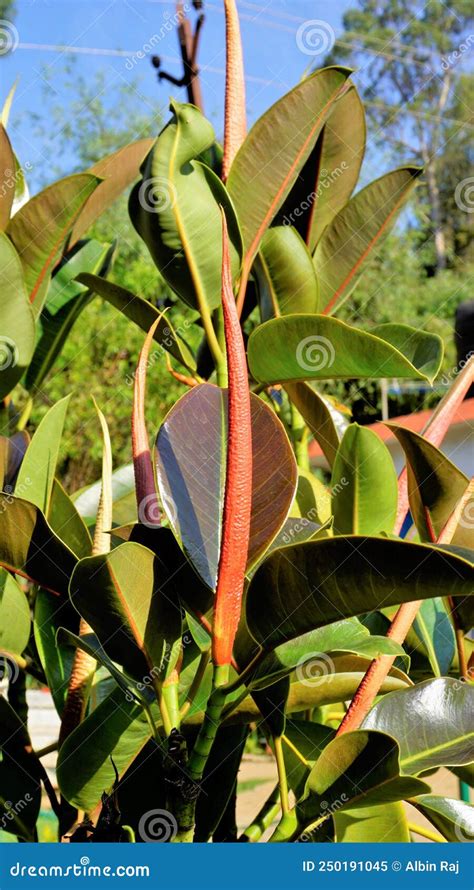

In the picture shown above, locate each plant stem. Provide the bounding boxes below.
[162,675,180,731]
[179,650,210,719]
[282,733,310,767]
[274,736,289,814]
[336,600,422,735]
[448,595,469,677]
[239,784,280,842]
[407,821,446,843]
[16,396,33,431]
[187,664,230,780]
[290,403,309,471]
[172,664,230,842]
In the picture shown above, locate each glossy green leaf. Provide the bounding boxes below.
[48,479,92,560]
[254,226,319,322]
[412,598,455,677]
[411,795,474,842]
[0,700,41,840]
[275,84,365,251]
[15,395,70,513]
[25,240,114,391]
[69,138,155,246]
[363,678,474,774]
[57,656,410,811]
[121,524,213,618]
[0,569,30,656]
[282,720,334,799]
[69,542,182,683]
[335,802,410,842]
[238,618,406,692]
[156,383,297,589]
[33,476,93,714]
[195,725,248,842]
[314,167,422,313]
[388,424,470,545]
[227,68,351,268]
[7,173,101,314]
[0,233,35,399]
[273,731,428,841]
[0,495,77,594]
[129,101,242,312]
[284,382,343,468]
[34,588,80,715]
[57,687,155,809]
[331,423,398,535]
[76,274,196,372]
[291,469,331,526]
[246,536,474,650]
[248,315,443,384]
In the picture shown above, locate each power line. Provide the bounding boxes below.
[15,43,273,85]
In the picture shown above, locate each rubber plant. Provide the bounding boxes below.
[0,1,473,846]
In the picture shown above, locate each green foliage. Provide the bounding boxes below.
[0,46,472,848]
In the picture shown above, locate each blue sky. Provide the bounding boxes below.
[1,1,355,189]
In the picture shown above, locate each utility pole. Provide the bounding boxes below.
[151,1,205,112]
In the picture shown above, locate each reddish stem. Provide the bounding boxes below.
[222,0,246,182]
[212,211,252,667]
[132,319,161,527]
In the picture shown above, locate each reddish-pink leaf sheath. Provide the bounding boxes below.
[212,212,252,666]
[222,0,247,182]
[132,318,161,527]
[395,355,474,533]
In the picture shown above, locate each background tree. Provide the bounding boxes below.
[326,0,474,272]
